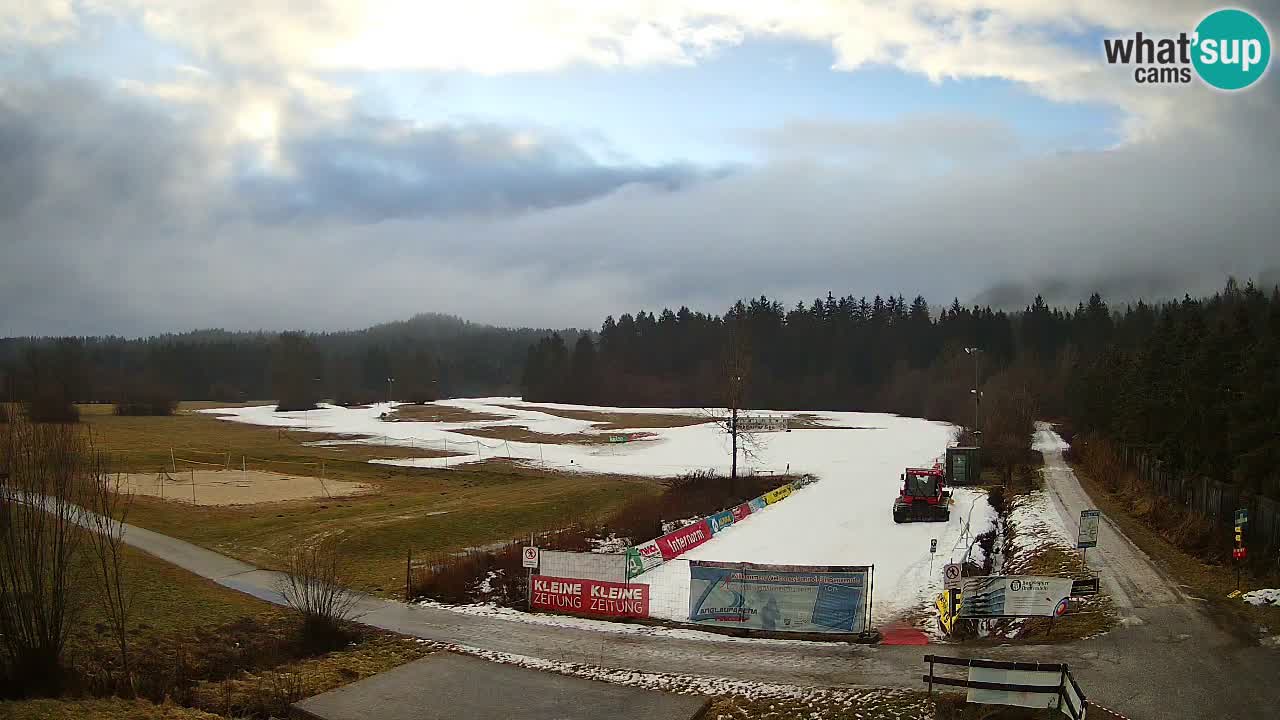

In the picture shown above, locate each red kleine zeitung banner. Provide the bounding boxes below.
[530,575,650,618]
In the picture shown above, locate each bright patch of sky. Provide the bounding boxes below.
[44,13,1121,167]
[349,38,1122,165]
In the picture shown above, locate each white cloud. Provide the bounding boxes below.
[24,1,1246,137]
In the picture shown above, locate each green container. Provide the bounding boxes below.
[946,446,982,486]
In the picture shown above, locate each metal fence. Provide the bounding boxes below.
[1119,444,1280,551]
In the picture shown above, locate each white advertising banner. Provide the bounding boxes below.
[959,576,1073,618]
[538,550,627,584]
[966,667,1064,711]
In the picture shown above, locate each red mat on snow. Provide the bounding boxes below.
[879,625,930,645]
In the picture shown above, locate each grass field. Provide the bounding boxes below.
[4,536,433,718]
[73,544,280,650]
[81,405,660,595]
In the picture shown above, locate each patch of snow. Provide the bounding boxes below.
[409,635,930,713]
[414,600,842,646]
[1243,588,1280,607]
[588,534,631,554]
[1005,490,1074,561]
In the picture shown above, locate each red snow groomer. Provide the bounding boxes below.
[892,463,952,523]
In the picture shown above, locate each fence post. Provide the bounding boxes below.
[406,548,412,601]
[927,655,934,696]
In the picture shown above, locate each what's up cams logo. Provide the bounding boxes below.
[1104,8,1271,90]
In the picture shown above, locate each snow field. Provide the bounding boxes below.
[204,398,997,621]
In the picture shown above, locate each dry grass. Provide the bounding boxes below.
[186,634,433,718]
[0,698,223,719]
[1070,459,1280,629]
[62,542,431,717]
[388,403,509,423]
[451,424,656,445]
[496,403,711,430]
[82,402,659,596]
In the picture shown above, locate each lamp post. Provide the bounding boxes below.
[386,377,395,407]
[964,347,982,436]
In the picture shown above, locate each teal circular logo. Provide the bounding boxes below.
[1193,9,1271,90]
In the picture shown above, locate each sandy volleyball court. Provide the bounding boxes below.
[120,469,371,506]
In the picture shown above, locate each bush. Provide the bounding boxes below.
[207,382,244,403]
[278,540,360,651]
[408,472,794,606]
[114,384,178,416]
[25,391,79,423]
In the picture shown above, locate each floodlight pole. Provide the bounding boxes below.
[964,347,982,434]
[387,377,395,406]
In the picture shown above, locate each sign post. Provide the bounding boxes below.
[523,539,537,609]
[1233,508,1248,590]
[943,563,962,590]
[930,538,937,573]
[1077,509,1100,565]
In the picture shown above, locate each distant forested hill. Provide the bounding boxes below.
[0,313,582,405]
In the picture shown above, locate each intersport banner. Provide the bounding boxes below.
[688,561,870,634]
[531,575,649,618]
[708,510,736,533]
[655,519,712,560]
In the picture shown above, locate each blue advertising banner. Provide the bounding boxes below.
[708,510,735,533]
[688,561,870,634]
[748,496,768,513]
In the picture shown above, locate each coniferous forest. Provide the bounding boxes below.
[3,281,1278,498]
[522,280,1280,500]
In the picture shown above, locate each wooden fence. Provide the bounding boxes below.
[1119,444,1280,551]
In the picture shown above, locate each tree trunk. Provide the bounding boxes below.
[731,406,738,495]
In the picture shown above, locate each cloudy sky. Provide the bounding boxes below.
[2,1,1278,336]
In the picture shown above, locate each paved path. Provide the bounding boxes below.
[1033,424,1183,613]
[294,653,709,720]
[109,428,1279,719]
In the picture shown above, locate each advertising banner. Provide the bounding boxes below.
[625,539,663,578]
[655,519,712,560]
[966,667,1067,712]
[763,484,793,505]
[538,550,626,584]
[1076,510,1100,549]
[748,496,768,512]
[688,561,870,634]
[708,510,736,533]
[958,576,1073,618]
[730,502,752,523]
[530,575,649,618]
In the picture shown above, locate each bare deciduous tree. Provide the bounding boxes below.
[0,415,93,696]
[981,369,1039,486]
[84,458,137,695]
[278,538,361,649]
[703,322,764,493]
